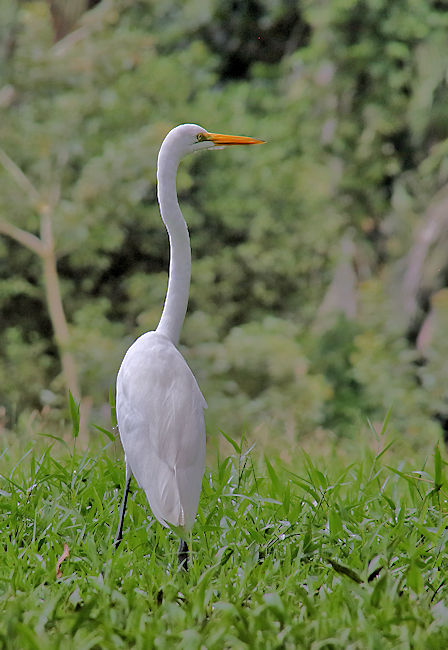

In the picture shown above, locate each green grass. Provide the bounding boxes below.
[1,424,448,649]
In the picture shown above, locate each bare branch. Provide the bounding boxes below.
[52,1,115,56]
[0,219,45,257]
[42,248,81,399]
[402,184,448,318]
[0,148,40,205]
[52,23,91,55]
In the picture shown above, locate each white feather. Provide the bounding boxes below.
[114,124,261,555]
[116,331,206,533]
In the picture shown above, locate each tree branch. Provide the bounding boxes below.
[402,184,448,318]
[0,148,40,205]
[0,219,45,257]
[0,149,81,401]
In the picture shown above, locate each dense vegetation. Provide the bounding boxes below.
[1,426,448,648]
[2,3,448,645]
[1,0,448,444]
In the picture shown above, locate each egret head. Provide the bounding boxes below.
[161,123,264,160]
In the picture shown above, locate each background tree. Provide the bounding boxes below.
[1,0,447,446]
[0,149,80,399]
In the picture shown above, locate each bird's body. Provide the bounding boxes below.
[114,123,263,567]
[116,330,206,533]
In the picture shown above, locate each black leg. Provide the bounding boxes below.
[178,539,189,571]
[113,469,131,549]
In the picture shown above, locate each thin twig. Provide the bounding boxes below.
[0,148,40,205]
[0,219,45,257]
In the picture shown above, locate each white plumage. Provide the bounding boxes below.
[113,124,263,567]
[116,331,206,532]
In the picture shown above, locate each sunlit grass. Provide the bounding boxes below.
[1,418,448,649]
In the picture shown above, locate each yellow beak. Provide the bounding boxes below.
[206,132,265,146]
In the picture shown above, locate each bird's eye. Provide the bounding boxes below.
[196,133,207,142]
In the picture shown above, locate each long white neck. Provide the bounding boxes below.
[155,143,191,346]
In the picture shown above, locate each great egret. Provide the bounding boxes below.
[113,124,263,568]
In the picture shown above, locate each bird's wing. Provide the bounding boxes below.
[116,332,206,532]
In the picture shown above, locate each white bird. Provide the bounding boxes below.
[113,124,263,568]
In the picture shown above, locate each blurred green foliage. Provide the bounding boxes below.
[1,0,447,445]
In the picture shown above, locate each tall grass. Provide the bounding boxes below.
[1,418,448,649]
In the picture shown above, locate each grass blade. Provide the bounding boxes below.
[68,392,80,439]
